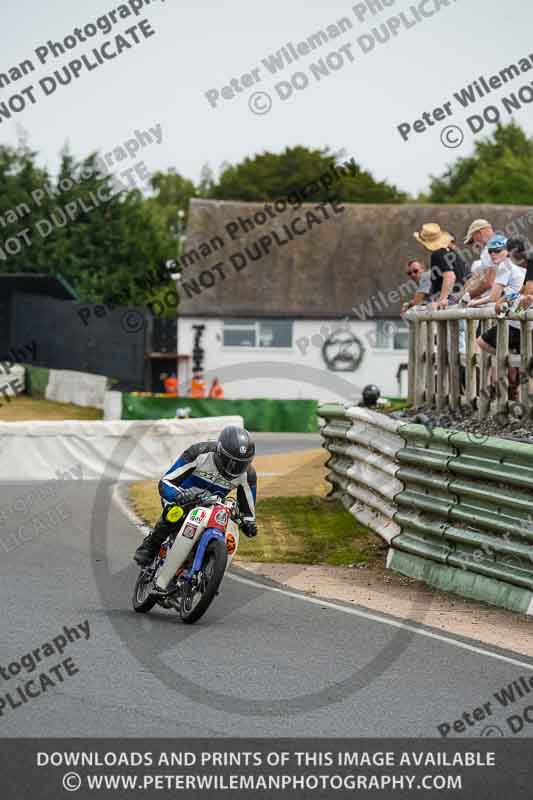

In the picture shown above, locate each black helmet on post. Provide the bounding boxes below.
[214,426,255,478]
[362,384,381,407]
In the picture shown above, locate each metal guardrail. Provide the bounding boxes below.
[320,405,402,544]
[319,403,533,613]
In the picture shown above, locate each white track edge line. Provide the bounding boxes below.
[228,573,533,670]
[112,483,533,670]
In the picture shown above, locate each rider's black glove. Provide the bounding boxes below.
[173,486,206,507]
[197,490,221,506]
[241,519,257,538]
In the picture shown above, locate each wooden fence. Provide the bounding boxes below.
[403,305,533,418]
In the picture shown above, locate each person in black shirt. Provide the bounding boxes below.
[414,223,468,309]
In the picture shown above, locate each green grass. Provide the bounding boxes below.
[129,485,385,569]
[0,395,103,421]
[240,495,383,567]
[384,398,410,413]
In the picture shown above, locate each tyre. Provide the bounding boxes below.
[180,539,228,625]
[132,570,157,613]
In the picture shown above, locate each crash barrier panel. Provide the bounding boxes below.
[319,404,403,544]
[104,390,123,421]
[45,368,108,409]
[319,404,533,615]
[0,416,244,482]
[403,304,533,419]
[25,364,109,409]
[121,394,320,433]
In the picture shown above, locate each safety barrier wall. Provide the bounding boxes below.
[25,365,109,409]
[121,394,320,433]
[319,404,533,615]
[0,416,243,482]
[319,404,403,545]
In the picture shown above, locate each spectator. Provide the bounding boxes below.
[401,258,431,312]
[462,218,496,301]
[464,218,495,257]
[208,377,225,399]
[472,234,527,355]
[459,257,493,307]
[413,223,468,309]
[508,237,533,309]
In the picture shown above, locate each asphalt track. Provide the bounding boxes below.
[253,432,322,454]
[1,434,533,738]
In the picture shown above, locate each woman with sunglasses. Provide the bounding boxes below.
[470,234,527,355]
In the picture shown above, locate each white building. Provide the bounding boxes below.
[176,199,413,404]
[177,315,409,403]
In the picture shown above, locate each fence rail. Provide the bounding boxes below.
[319,403,533,615]
[404,305,533,418]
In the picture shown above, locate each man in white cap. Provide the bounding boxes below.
[460,219,496,302]
[464,218,494,252]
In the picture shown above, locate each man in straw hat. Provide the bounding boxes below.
[413,222,468,309]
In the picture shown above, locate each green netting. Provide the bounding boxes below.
[122,395,319,433]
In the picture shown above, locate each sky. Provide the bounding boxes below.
[2,0,533,196]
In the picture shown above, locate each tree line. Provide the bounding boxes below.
[0,122,531,308]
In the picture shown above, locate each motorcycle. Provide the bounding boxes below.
[132,495,241,624]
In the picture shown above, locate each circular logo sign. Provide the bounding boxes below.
[322,332,365,372]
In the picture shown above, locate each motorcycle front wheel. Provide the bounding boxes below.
[132,570,157,613]
[180,539,228,625]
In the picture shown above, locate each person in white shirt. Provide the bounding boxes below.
[469,234,526,354]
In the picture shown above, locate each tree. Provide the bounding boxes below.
[197,163,215,197]
[149,168,196,222]
[426,122,533,203]
[210,146,406,203]
[0,142,56,270]
[0,144,176,305]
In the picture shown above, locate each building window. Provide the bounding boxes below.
[375,320,409,350]
[223,319,293,348]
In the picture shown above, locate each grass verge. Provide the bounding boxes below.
[129,479,383,568]
[0,395,103,421]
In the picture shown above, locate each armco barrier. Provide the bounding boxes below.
[319,404,533,615]
[0,416,243,482]
[320,404,402,544]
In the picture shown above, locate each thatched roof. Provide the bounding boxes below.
[178,200,531,319]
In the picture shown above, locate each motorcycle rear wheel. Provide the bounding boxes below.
[180,539,228,625]
[133,570,157,613]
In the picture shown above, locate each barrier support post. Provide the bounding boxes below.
[496,319,509,416]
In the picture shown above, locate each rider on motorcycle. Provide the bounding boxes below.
[133,425,258,566]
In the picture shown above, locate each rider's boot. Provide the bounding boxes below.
[134,516,175,566]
